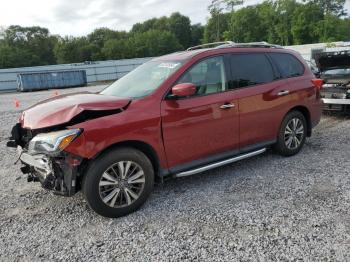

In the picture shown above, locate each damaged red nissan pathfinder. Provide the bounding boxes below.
[7,42,323,218]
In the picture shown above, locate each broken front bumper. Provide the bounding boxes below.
[321,87,350,111]
[322,98,350,105]
[322,98,350,112]
[17,146,82,197]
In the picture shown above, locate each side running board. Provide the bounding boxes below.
[174,148,266,178]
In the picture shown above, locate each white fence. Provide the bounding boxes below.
[0,57,152,91]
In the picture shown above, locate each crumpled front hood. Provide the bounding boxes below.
[316,51,350,72]
[21,92,131,129]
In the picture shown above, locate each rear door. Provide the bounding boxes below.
[161,55,239,169]
[229,53,291,149]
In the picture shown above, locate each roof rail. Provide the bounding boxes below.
[228,42,283,49]
[187,41,235,51]
[186,41,283,51]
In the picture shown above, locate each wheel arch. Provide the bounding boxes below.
[286,105,312,137]
[89,140,161,178]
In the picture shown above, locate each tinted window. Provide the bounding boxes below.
[269,53,304,78]
[178,56,228,96]
[230,54,275,88]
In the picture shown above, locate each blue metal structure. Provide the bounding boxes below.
[17,71,87,91]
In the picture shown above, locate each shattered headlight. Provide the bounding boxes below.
[28,129,82,155]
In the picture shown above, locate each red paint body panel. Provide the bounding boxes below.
[171,83,197,97]
[21,92,130,129]
[64,97,169,169]
[161,92,239,167]
[20,47,323,174]
[236,79,290,147]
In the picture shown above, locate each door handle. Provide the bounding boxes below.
[220,103,235,109]
[278,90,290,96]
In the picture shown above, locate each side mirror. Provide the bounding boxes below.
[171,83,196,98]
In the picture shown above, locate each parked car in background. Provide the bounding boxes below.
[316,51,350,112]
[7,42,323,218]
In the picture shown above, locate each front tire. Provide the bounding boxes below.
[82,148,154,218]
[274,111,307,157]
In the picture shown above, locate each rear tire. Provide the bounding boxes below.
[82,147,154,218]
[274,111,307,157]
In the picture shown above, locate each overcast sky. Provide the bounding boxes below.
[0,0,349,36]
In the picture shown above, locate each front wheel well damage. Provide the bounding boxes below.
[287,106,312,137]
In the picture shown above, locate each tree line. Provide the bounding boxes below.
[0,0,349,69]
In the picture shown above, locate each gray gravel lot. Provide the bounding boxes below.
[0,86,350,261]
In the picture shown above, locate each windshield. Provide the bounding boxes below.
[323,68,350,75]
[101,60,183,98]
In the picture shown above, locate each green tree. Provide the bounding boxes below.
[131,13,192,49]
[227,6,269,42]
[102,38,132,60]
[131,17,169,33]
[204,12,230,42]
[303,0,346,16]
[0,44,39,69]
[256,1,280,44]
[130,30,182,57]
[316,14,350,42]
[54,36,94,64]
[168,12,192,48]
[87,28,129,60]
[209,0,244,12]
[273,0,301,45]
[337,18,350,40]
[1,25,57,67]
[190,24,204,46]
[291,3,324,44]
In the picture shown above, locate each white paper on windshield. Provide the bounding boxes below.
[158,63,181,69]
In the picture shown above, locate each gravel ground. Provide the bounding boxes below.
[0,86,350,261]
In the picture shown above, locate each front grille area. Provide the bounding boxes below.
[323,104,344,111]
[321,87,348,99]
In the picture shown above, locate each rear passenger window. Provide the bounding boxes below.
[269,53,304,78]
[230,54,275,88]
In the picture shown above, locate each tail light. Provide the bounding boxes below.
[311,79,324,99]
[311,79,324,90]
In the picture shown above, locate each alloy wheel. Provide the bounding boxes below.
[284,118,304,150]
[98,161,145,208]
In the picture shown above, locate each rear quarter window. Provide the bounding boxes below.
[269,53,305,78]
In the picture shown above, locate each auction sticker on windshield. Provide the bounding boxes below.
[158,62,181,69]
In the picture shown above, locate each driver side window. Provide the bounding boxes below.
[178,56,228,97]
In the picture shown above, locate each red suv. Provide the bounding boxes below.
[8,42,323,218]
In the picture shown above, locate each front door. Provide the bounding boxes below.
[161,56,239,169]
